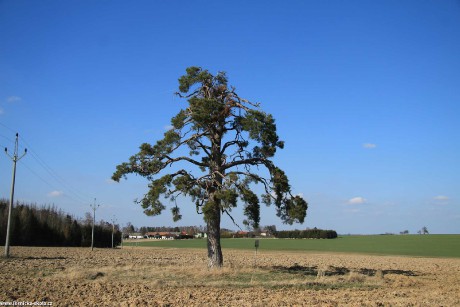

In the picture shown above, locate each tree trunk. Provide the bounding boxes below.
[206,201,223,268]
[206,128,224,268]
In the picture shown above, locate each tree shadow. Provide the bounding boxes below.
[271,264,318,276]
[271,264,419,277]
[356,268,419,277]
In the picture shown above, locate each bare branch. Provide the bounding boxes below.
[221,140,242,154]
[195,139,211,156]
[164,155,207,168]
[226,171,272,195]
[169,130,210,153]
[223,157,268,171]
[175,90,199,98]
[223,209,243,230]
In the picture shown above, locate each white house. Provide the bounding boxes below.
[128,233,143,239]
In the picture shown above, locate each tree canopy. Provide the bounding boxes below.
[113,67,308,267]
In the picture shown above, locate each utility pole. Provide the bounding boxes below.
[121,223,124,249]
[110,216,117,248]
[4,133,27,258]
[90,198,100,251]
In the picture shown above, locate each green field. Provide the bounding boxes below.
[123,235,460,258]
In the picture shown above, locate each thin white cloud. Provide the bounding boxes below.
[348,197,367,204]
[6,96,21,103]
[48,190,64,197]
[0,108,3,115]
[434,195,449,201]
[363,143,376,149]
[164,125,174,131]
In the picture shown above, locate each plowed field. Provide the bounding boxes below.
[1,246,459,306]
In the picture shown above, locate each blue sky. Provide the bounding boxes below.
[1,0,459,234]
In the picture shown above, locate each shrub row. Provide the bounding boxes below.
[275,228,337,239]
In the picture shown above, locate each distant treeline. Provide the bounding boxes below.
[275,228,338,239]
[0,200,121,247]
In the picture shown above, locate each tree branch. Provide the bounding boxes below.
[175,90,199,98]
[164,155,207,168]
[223,157,269,171]
[223,209,243,230]
[221,140,245,154]
[195,139,211,156]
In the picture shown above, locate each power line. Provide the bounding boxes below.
[20,136,92,204]
[2,125,115,232]
[0,122,26,151]
[0,133,16,145]
[18,160,56,190]
[23,149,90,204]
[18,159,88,206]
[0,122,16,134]
[1,122,92,205]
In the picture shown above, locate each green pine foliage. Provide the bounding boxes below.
[112,67,308,228]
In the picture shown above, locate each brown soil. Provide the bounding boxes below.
[1,246,459,306]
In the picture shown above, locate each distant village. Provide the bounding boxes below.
[123,226,338,240]
[125,229,273,240]
[122,224,279,240]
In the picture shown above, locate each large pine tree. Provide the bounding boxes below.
[112,67,307,267]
